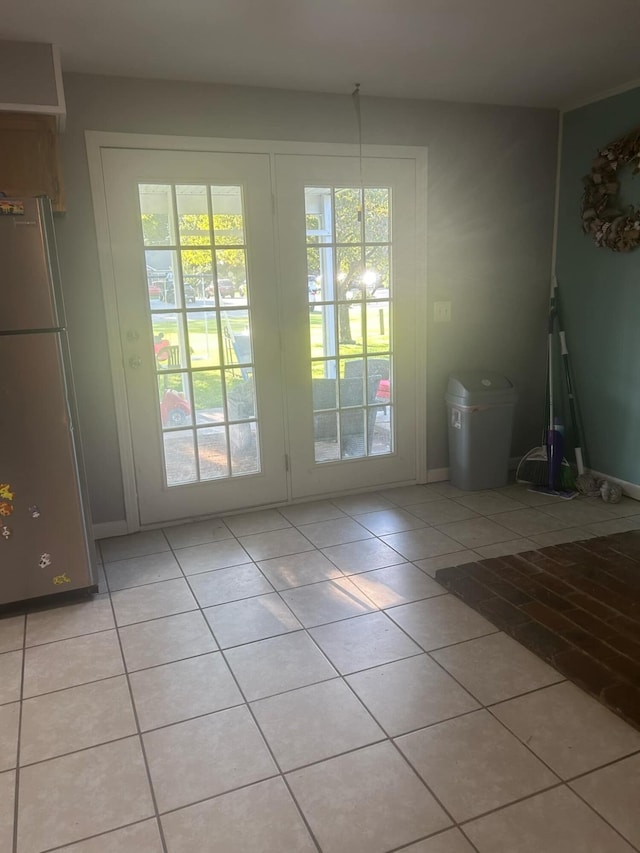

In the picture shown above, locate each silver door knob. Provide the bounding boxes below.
[129,356,142,369]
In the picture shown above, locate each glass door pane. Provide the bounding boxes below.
[140,184,259,487]
[276,153,418,501]
[305,186,392,462]
[101,148,286,525]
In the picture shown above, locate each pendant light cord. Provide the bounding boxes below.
[352,82,364,220]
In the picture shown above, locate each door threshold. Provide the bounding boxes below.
[136,478,429,532]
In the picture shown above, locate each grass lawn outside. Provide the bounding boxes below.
[153,299,391,411]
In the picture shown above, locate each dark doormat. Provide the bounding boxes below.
[435,531,640,731]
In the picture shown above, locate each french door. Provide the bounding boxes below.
[98,145,420,526]
[276,155,418,499]
[101,149,287,525]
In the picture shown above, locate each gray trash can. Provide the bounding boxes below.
[445,372,517,491]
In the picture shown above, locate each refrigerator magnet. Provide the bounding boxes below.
[1,525,11,539]
[0,501,13,517]
[38,553,52,568]
[28,505,41,518]
[0,199,24,215]
[0,484,15,501]
[53,573,71,585]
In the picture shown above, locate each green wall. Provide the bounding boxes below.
[556,88,640,485]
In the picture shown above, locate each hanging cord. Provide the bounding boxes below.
[352,82,364,220]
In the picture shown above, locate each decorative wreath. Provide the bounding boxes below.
[581,126,640,252]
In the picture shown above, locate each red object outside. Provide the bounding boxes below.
[155,338,170,365]
[160,389,191,426]
[376,379,390,402]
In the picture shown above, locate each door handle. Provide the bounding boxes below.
[129,356,142,369]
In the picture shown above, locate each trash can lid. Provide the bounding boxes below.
[445,372,517,407]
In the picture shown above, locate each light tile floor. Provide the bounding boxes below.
[2,481,640,853]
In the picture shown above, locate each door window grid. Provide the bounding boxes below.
[305,187,393,462]
[139,184,259,487]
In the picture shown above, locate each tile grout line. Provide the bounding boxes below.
[10,494,638,850]
[231,588,468,850]
[301,632,464,834]
[11,615,26,853]
[21,624,118,651]
[16,554,623,695]
[420,627,569,712]
[386,826,483,853]
[414,624,601,800]
[325,589,570,832]
[250,554,486,842]
[17,666,552,773]
[453,778,640,853]
[452,780,566,830]
[102,537,171,853]
[431,546,640,697]
[99,545,171,563]
[444,638,640,848]
[14,650,574,773]
[17,729,164,771]
[567,777,640,853]
[0,645,27,659]
[38,816,162,853]
[11,601,503,705]
[17,669,135,704]
[383,652,640,853]
[339,576,640,839]
[561,746,640,785]
[22,673,453,770]
[171,542,325,853]
[107,494,542,585]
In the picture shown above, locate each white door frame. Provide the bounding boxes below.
[86,131,428,533]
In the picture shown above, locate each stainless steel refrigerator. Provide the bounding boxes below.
[0,196,96,606]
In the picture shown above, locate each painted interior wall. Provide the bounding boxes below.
[55,72,558,525]
[556,87,640,486]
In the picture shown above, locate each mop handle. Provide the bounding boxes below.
[548,278,556,432]
[548,329,554,430]
[554,278,586,475]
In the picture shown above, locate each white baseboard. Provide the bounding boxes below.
[428,458,520,485]
[588,469,640,502]
[93,520,129,540]
[96,459,551,538]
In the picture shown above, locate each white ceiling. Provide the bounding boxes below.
[2,0,640,109]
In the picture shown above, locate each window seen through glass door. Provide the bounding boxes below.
[305,187,393,462]
[139,184,259,486]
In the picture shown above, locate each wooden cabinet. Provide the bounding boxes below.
[0,112,64,212]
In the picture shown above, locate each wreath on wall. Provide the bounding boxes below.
[581,126,640,252]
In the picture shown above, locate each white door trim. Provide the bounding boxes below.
[86,138,140,533]
[86,131,428,532]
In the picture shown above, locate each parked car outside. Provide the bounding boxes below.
[147,265,169,300]
[205,278,236,299]
[219,279,235,298]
